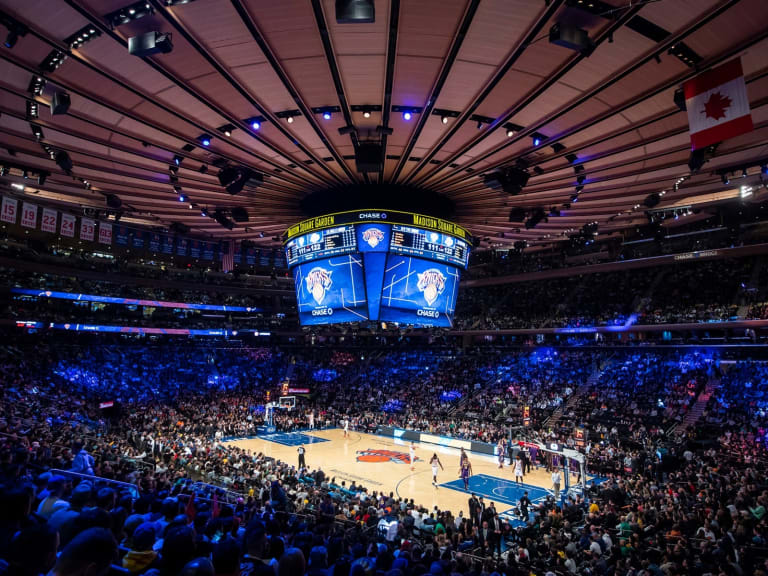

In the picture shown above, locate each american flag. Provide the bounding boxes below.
[222,240,235,272]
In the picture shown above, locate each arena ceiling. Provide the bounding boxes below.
[0,0,767,251]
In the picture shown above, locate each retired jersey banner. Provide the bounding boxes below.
[21,202,37,229]
[684,58,753,150]
[190,240,201,258]
[41,208,58,233]
[1,196,18,224]
[60,213,76,237]
[98,222,112,244]
[202,242,215,260]
[80,218,95,242]
[149,233,161,252]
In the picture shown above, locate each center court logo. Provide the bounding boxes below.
[416,269,446,306]
[306,267,332,305]
[362,227,385,248]
[356,449,419,464]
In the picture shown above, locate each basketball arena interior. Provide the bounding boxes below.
[2,0,768,575]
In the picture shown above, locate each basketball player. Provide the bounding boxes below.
[409,442,416,471]
[514,456,524,484]
[429,453,444,487]
[343,417,349,438]
[459,449,472,491]
[308,411,314,430]
[297,444,306,469]
[497,439,506,469]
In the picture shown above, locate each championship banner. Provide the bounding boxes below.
[98,222,112,244]
[177,237,188,256]
[1,196,18,224]
[149,233,161,252]
[160,234,174,254]
[190,240,201,258]
[60,213,76,237]
[684,58,753,150]
[202,242,215,260]
[41,207,58,233]
[132,230,146,249]
[21,202,37,229]
[115,226,130,246]
[246,248,257,265]
[80,218,95,241]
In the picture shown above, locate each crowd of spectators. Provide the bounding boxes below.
[1,340,767,576]
[457,257,759,330]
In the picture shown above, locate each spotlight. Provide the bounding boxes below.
[403,111,412,121]
[173,155,183,166]
[287,116,294,124]
[761,164,768,176]
[506,129,515,138]
[441,115,449,125]
[4,30,18,49]
[323,111,332,120]
[178,193,186,202]
[0,166,7,176]
[533,137,541,146]
[198,134,212,146]
[251,120,261,130]
[476,121,483,129]
[200,207,209,217]
[55,150,73,173]
[363,111,371,118]
[742,167,748,178]
[11,182,24,191]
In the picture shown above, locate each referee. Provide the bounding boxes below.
[297,444,306,469]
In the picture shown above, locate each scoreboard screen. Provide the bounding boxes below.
[390,225,469,268]
[285,225,356,267]
[285,211,471,326]
[379,255,460,328]
[293,254,368,325]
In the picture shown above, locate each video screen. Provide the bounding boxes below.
[356,223,391,253]
[293,254,369,325]
[285,225,356,267]
[379,255,460,327]
[390,225,469,268]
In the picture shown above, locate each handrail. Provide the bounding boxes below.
[49,468,140,499]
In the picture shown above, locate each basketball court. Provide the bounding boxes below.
[226,428,593,522]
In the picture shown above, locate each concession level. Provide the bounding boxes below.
[285,225,356,266]
[389,225,469,268]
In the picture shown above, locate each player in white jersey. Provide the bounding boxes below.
[308,411,314,430]
[343,417,349,437]
[409,442,416,471]
[429,453,444,488]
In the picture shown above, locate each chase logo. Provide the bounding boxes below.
[306,267,332,305]
[362,227,385,248]
[417,268,446,306]
[356,449,418,464]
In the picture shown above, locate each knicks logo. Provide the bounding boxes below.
[306,267,332,305]
[356,449,419,464]
[417,269,446,306]
[362,227,384,248]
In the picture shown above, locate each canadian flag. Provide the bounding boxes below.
[684,58,753,150]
